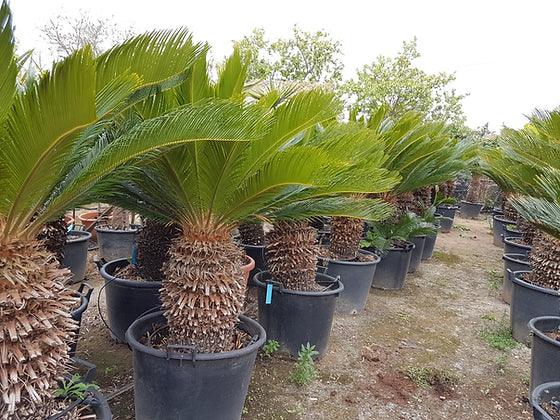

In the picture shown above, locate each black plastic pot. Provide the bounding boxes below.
[322,250,380,314]
[422,233,437,260]
[503,236,532,256]
[100,259,161,343]
[436,205,458,220]
[492,215,515,247]
[95,225,140,262]
[126,311,265,420]
[408,235,426,273]
[254,271,343,357]
[504,226,522,240]
[502,254,531,304]
[241,243,266,283]
[371,242,414,290]
[62,230,92,283]
[511,272,560,344]
[529,317,560,397]
[532,382,560,420]
[438,216,453,233]
[459,201,483,219]
[69,283,94,357]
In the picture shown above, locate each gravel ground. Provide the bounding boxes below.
[74,215,533,419]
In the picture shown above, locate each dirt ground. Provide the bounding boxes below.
[75,215,533,419]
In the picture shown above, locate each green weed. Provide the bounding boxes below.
[290,343,319,386]
[432,251,462,265]
[403,365,459,387]
[262,339,280,357]
[480,319,518,351]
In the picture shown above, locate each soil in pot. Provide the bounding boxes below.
[321,249,379,314]
[504,236,532,256]
[529,317,560,396]
[95,225,140,262]
[502,253,531,304]
[254,271,343,357]
[421,233,437,260]
[126,311,265,420]
[370,241,414,290]
[62,230,92,283]
[408,235,426,273]
[459,201,483,219]
[492,215,516,248]
[510,272,560,344]
[532,382,560,420]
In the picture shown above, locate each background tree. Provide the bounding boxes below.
[233,25,344,85]
[40,10,134,58]
[344,38,467,127]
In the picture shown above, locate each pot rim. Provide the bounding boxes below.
[436,205,459,210]
[321,249,381,266]
[70,293,88,318]
[493,215,516,224]
[95,224,141,234]
[238,242,266,250]
[503,236,532,250]
[531,381,560,417]
[125,311,266,361]
[100,258,162,288]
[528,316,560,348]
[512,271,560,296]
[411,234,427,240]
[253,271,344,296]
[502,253,530,265]
[66,229,92,244]
[460,200,483,206]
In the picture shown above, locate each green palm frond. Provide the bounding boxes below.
[511,196,560,239]
[0,1,16,123]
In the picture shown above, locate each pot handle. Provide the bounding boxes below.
[77,282,94,301]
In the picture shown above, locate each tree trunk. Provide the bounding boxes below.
[0,236,77,417]
[238,222,265,246]
[527,232,560,290]
[329,216,364,260]
[266,221,318,291]
[465,174,483,203]
[36,218,67,264]
[161,226,245,353]
[517,218,537,246]
[137,220,181,282]
[111,207,130,230]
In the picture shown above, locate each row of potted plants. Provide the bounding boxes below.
[484,110,560,419]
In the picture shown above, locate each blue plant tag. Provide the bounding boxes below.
[131,245,138,266]
[265,283,273,304]
[67,224,74,232]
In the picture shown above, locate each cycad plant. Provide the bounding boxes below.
[0,6,262,415]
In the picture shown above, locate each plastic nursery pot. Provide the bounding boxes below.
[322,250,380,314]
[254,271,343,358]
[511,271,560,344]
[438,216,453,233]
[503,236,532,257]
[95,225,140,262]
[532,381,560,420]
[504,226,522,240]
[502,254,531,304]
[408,235,426,273]
[240,243,265,283]
[371,242,414,290]
[529,317,560,395]
[69,283,94,357]
[126,311,265,420]
[492,215,515,248]
[436,205,458,220]
[100,259,162,343]
[78,210,112,241]
[62,230,92,284]
[421,233,437,261]
[459,201,483,219]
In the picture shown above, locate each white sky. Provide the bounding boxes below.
[10,0,560,131]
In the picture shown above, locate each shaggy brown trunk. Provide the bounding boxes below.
[266,221,318,291]
[465,174,483,203]
[413,187,432,213]
[111,207,130,230]
[161,225,245,353]
[329,217,364,260]
[438,180,455,198]
[527,232,560,290]
[137,220,181,282]
[0,235,77,418]
[517,218,538,246]
[36,218,67,263]
[501,193,518,221]
[238,222,265,246]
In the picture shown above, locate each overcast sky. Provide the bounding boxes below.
[10,0,560,131]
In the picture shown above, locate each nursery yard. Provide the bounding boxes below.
[76,216,532,420]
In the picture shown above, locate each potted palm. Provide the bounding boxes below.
[460,173,485,218]
[0,9,257,416]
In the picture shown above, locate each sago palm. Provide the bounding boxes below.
[0,6,266,415]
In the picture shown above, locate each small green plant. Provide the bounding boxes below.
[54,374,99,400]
[453,224,471,232]
[262,339,280,357]
[290,343,319,386]
[487,269,502,291]
[432,251,461,265]
[481,313,497,321]
[434,192,458,207]
[403,365,459,387]
[479,319,518,351]
[496,354,508,373]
